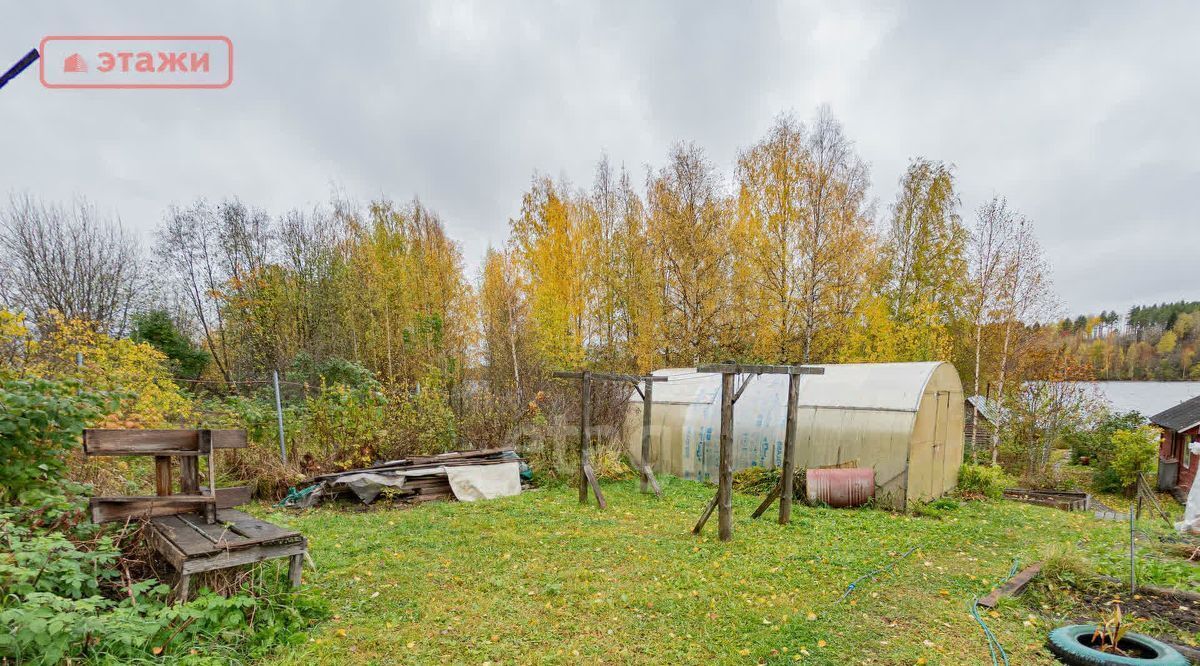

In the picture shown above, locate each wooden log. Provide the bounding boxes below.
[718,371,734,542]
[83,429,247,456]
[640,378,661,495]
[642,464,662,497]
[779,371,801,525]
[692,492,718,534]
[696,363,825,376]
[155,456,172,496]
[977,562,1043,608]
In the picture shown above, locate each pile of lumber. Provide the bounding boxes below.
[307,448,521,505]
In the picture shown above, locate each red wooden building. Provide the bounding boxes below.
[1151,395,1200,500]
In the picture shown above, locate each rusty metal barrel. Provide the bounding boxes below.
[806,468,875,507]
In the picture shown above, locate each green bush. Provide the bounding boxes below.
[732,466,805,499]
[0,485,321,664]
[956,463,1011,499]
[1108,426,1159,491]
[0,378,115,503]
[1091,465,1124,494]
[1066,411,1145,465]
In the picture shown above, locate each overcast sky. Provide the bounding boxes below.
[3,1,1197,318]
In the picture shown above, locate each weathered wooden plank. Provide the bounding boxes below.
[145,522,188,570]
[89,496,216,523]
[977,562,1043,608]
[151,514,216,556]
[83,429,247,456]
[177,513,256,547]
[211,486,252,508]
[180,539,308,576]
[217,509,301,542]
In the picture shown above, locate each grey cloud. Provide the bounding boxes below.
[2,0,1196,316]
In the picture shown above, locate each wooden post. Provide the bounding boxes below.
[273,369,288,464]
[201,430,217,524]
[288,553,304,588]
[717,371,734,542]
[579,370,591,505]
[779,371,801,525]
[640,378,653,493]
[154,457,172,496]
[179,457,199,495]
[694,363,823,539]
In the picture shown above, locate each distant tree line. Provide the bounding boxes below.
[1053,303,1200,380]
[3,105,1070,460]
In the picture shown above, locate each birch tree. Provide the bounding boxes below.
[647,143,734,365]
[877,158,967,360]
[965,196,1016,455]
[1,194,143,334]
[990,217,1054,462]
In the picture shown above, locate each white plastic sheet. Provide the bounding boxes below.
[445,462,521,501]
[1178,441,1200,534]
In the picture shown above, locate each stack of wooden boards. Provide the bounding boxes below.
[306,447,523,505]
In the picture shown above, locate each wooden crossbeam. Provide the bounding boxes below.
[83,429,247,456]
[89,486,252,523]
[553,370,668,384]
[696,363,825,376]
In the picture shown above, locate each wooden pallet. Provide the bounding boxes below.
[146,509,307,600]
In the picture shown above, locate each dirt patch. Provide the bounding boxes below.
[1070,585,1200,646]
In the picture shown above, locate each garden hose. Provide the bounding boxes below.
[835,544,920,604]
[969,559,1020,666]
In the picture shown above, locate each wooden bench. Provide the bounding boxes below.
[83,429,308,599]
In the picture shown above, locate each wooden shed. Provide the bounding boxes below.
[1151,394,1200,499]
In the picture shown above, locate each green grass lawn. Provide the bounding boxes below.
[251,477,1173,665]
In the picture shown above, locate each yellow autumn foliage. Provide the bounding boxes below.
[29,314,194,427]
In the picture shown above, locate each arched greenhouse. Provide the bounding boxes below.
[624,361,965,509]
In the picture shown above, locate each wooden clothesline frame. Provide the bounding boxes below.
[689,363,825,541]
[553,370,668,509]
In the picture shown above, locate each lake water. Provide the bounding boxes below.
[1075,381,1200,418]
